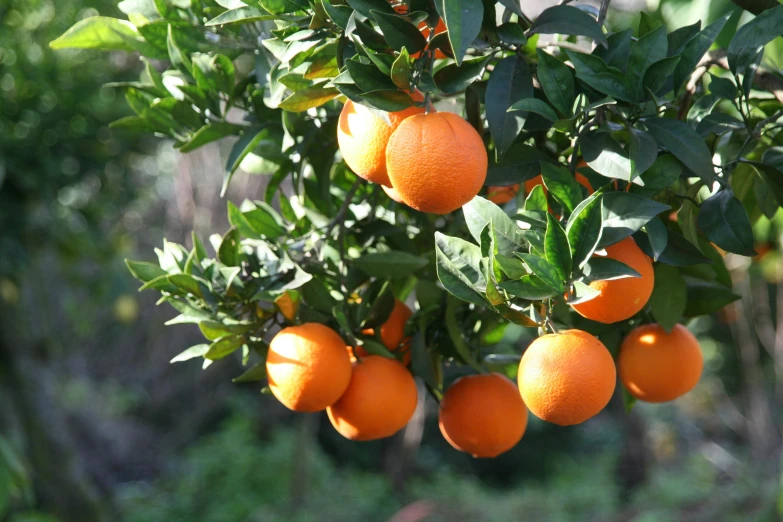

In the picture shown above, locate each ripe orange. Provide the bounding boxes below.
[570,237,654,324]
[355,299,413,364]
[619,323,703,403]
[266,323,352,412]
[487,184,520,204]
[337,96,425,187]
[274,291,298,321]
[518,329,616,426]
[386,112,487,214]
[327,355,418,440]
[439,373,528,458]
[382,185,404,203]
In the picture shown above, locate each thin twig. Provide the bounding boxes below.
[323,179,363,238]
[597,0,611,25]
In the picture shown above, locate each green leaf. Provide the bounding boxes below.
[599,192,669,248]
[322,0,352,29]
[678,182,702,250]
[167,24,192,76]
[528,5,607,48]
[279,86,339,112]
[756,149,783,207]
[637,12,662,37]
[409,333,442,391]
[628,128,658,180]
[50,16,159,56]
[508,98,558,121]
[708,74,738,100]
[649,264,686,332]
[435,233,488,306]
[355,251,428,278]
[593,29,632,69]
[126,260,168,283]
[545,213,572,283]
[672,13,731,93]
[180,122,242,153]
[433,55,491,94]
[642,216,668,261]
[642,118,714,184]
[445,294,483,371]
[358,282,396,328]
[634,228,711,266]
[372,11,427,54]
[536,49,574,117]
[486,55,533,154]
[228,201,286,239]
[199,320,255,341]
[643,55,680,94]
[629,154,683,197]
[499,275,559,300]
[568,280,601,305]
[524,184,547,212]
[434,0,483,65]
[697,189,757,257]
[566,50,633,102]
[516,253,564,292]
[696,112,744,137]
[359,90,415,112]
[626,26,667,100]
[581,131,632,181]
[218,227,241,266]
[497,23,527,46]
[205,6,276,26]
[170,344,210,363]
[167,273,207,298]
[495,255,527,279]
[727,5,783,75]
[260,0,308,14]
[463,197,527,256]
[540,162,583,215]
[192,54,235,95]
[566,193,603,268]
[233,362,268,383]
[223,127,274,196]
[205,335,246,360]
[486,144,551,186]
[346,0,395,17]
[667,20,701,56]
[683,280,739,317]
[391,47,411,90]
[582,257,640,282]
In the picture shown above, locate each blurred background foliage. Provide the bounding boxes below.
[1,0,783,521]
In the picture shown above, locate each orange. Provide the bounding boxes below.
[619,323,703,403]
[438,373,528,458]
[570,237,654,324]
[487,184,520,204]
[274,291,298,321]
[266,323,352,412]
[355,299,413,364]
[518,329,616,426]
[386,112,487,214]
[337,95,425,187]
[327,355,418,440]
[383,185,404,203]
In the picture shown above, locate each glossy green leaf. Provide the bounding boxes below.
[683,280,739,317]
[536,49,574,117]
[499,275,559,300]
[582,257,640,282]
[508,98,558,121]
[581,131,632,181]
[697,189,757,257]
[516,253,564,292]
[50,16,159,56]
[435,232,488,306]
[642,117,714,184]
[599,192,670,248]
[463,197,527,256]
[528,5,607,48]
[672,13,731,92]
[626,26,667,100]
[727,5,783,75]
[649,264,686,332]
[434,0,483,65]
[355,251,428,278]
[544,213,571,283]
[566,193,603,268]
[372,11,427,53]
[486,55,533,154]
[540,162,583,215]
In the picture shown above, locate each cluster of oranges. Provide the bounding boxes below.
[337,94,488,214]
[266,271,703,457]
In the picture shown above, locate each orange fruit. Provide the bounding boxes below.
[274,291,298,321]
[355,299,413,364]
[518,329,616,426]
[266,323,352,412]
[337,95,425,187]
[438,373,528,458]
[570,237,654,324]
[327,355,418,440]
[619,323,703,403]
[383,185,405,203]
[386,112,487,214]
[487,184,520,204]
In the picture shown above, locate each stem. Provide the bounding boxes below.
[598,0,611,25]
[322,179,363,239]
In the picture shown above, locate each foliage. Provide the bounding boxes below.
[52,1,783,406]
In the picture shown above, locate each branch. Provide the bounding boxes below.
[598,0,611,25]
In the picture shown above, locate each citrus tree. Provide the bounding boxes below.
[52,0,783,458]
